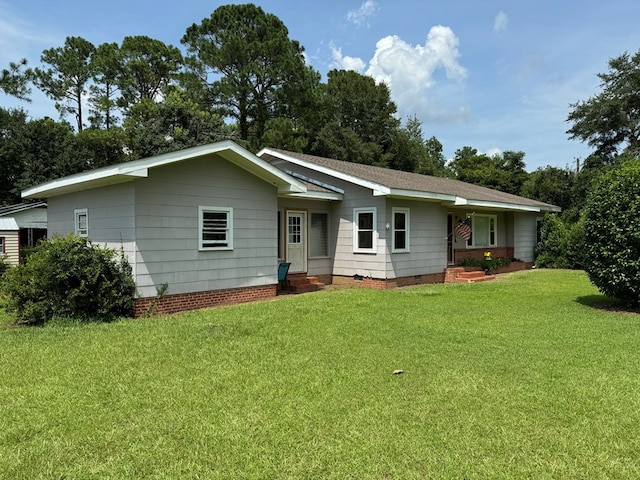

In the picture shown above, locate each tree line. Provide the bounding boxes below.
[1,3,638,226]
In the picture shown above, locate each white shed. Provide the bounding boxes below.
[0,217,20,266]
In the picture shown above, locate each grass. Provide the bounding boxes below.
[1,269,640,479]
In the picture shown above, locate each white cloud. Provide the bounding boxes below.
[485,147,503,157]
[494,11,508,33]
[364,26,468,123]
[330,44,366,72]
[346,0,379,27]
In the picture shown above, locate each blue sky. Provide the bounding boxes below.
[1,0,640,171]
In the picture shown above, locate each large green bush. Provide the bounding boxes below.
[583,160,640,306]
[2,234,136,324]
[534,214,585,269]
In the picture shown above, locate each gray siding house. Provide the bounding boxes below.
[22,140,559,315]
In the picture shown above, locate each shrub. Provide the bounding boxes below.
[583,160,640,306]
[459,257,512,273]
[2,234,136,324]
[534,214,585,269]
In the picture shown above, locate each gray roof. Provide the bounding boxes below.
[262,149,559,212]
[0,201,47,216]
[0,217,19,230]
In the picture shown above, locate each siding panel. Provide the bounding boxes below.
[134,156,278,297]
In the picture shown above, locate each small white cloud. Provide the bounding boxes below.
[485,147,503,157]
[346,0,379,27]
[330,44,366,72]
[494,11,508,33]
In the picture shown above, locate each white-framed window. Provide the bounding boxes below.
[198,206,233,251]
[468,213,497,248]
[310,212,329,258]
[353,207,377,254]
[74,209,88,237]
[392,207,410,253]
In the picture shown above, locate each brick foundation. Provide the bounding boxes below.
[491,261,532,274]
[134,284,277,317]
[454,247,515,264]
[331,272,445,290]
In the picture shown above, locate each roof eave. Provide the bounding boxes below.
[284,191,344,201]
[385,188,457,202]
[448,197,561,212]
[22,170,147,199]
[23,141,306,199]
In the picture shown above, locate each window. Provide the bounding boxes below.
[0,237,4,254]
[353,207,377,253]
[392,208,410,252]
[75,209,88,237]
[199,206,233,250]
[468,214,496,248]
[310,212,329,257]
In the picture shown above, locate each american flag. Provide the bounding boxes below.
[455,218,472,241]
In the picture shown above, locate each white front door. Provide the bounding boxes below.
[286,210,307,273]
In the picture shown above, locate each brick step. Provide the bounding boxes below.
[457,271,489,280]
[285,274,325,293]
[444,267,496,284]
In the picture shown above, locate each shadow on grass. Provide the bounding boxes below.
[576,295,640,315]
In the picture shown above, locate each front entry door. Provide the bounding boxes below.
[286,210,307,273]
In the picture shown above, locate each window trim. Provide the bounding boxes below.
[198,206,233,251]
[74,208,88,237]
[0,236,5,254]
[391,207,410,253]
[468,213,497,248]
[309,211,330,258]
[353,207,377,254]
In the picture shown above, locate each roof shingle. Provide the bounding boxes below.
[264,149,559,211]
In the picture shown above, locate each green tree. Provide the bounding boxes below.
[309,69,398,167]
[123,89,229,159]
[117,36,183,110]
[34,36,96,131]
[448,147,528,194]
[0,107,29,205]
[13,117,82,196]
[567,49,640,161]
[521,165,575,213]
[582,160,640,306]
[0,59,32,101]
[386,118,446,174]
[182,3,312,142]
[74,127,127,169]
[89,42,122,129]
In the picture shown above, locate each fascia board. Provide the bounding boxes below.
[460,199,543,212]
[23,141,306,199]
[384,188,457,202]
[285,191,344,201]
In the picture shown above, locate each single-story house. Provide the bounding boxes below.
[0,201,48,247]
[0,217,20,267]
[22,140,559,315]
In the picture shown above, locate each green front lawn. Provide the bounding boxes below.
[1,270,639,479]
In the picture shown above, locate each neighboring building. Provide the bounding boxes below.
[0,217,20,266]
[22,140,559,316]
[0,202,47,247]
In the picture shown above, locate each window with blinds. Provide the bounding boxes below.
[310,212,329,257]
[198,206,233,250]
